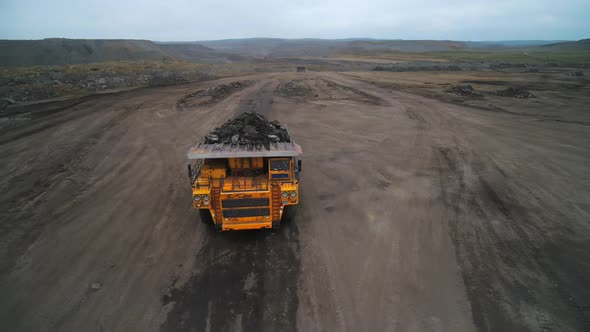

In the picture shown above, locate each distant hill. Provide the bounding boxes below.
[0,38,233,67]
[159,43,245,61]
[540,39,590,51]
[1,37,585,67]
[196,38,469,57]
[466,40,568,48]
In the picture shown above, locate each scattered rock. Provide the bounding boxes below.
[231,134,240,144]
[494,87,535,98]
[1,97,16,104]
[205,134,219,143]
[0,97,16,110]
[1,68,211,103]
[90,282,102,290]
[204,112,290,149]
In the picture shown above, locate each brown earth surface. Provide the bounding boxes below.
[1,71,589,332]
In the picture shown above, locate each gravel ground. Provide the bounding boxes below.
[0,72,589,332]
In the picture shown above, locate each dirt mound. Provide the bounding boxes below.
[204,112,290,148]
[209,81,251,100]
[445,85,482,97]
[494,87,535,98]
[373,65,462,72]
[276,80,313,97]
[178,81,251,107]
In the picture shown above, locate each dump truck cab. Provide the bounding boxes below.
[187,142,302,231]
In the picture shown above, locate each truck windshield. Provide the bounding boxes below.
[270,159,290,171]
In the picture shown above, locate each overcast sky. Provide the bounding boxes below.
[1,0,589,41]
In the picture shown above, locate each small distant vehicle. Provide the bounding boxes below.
[187,141,302,231]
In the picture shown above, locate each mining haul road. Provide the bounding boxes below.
[1,72,589,332]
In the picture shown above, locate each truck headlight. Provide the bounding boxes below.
[290,191,297,197]
[282,192,288,198]
[203,195,210,201]
[194,195,201,201]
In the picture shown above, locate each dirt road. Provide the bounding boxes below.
[1,72,589,332]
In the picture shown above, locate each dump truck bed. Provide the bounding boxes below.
[187,142,302,159]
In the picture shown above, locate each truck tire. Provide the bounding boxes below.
[199,209,213,224]
[282,205,298,223]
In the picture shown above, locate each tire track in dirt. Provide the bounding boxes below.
[436,143,590,332]
[0,100,140,275]
[161,78,301,332]
[161,222,301,332]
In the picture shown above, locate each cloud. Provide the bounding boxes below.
[0,0,588,40]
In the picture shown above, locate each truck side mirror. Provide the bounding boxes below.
[187,164,192,179]
[298,160,302,172]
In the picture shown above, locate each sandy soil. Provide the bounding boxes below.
[1,71,589,332]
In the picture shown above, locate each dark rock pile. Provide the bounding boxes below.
[276,80,313,97]
[445,85,482,97]
[208,81,251,100]
[494,87,535,98]
[204,112,291,149]
[177,81,252,108]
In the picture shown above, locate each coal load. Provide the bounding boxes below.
[204,112,291,149]
[494,87,535,98]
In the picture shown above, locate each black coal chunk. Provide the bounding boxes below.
[204,112,291,149]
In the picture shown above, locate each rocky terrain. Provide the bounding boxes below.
[0,65,211,106]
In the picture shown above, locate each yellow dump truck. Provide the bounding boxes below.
[187,142,302,231]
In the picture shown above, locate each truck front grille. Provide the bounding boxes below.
[223,208,270,218]
[222,198,270,208]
